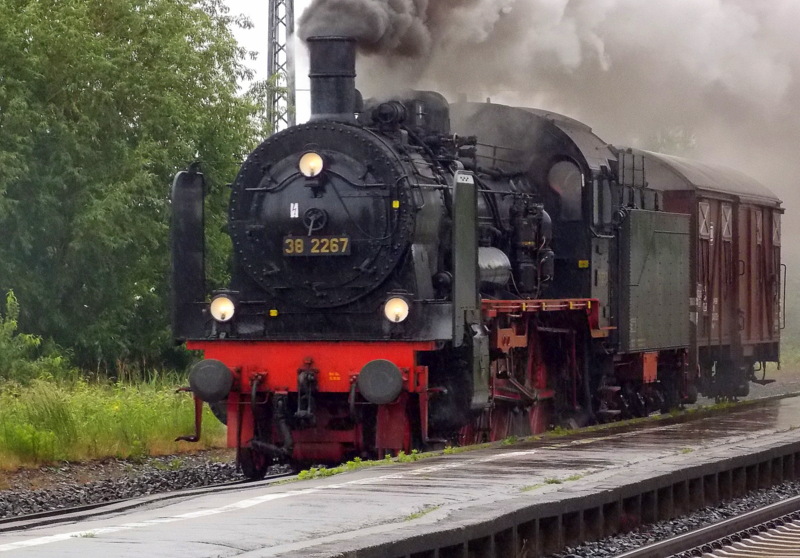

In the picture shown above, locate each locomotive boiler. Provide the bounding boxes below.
[170,36,783,478]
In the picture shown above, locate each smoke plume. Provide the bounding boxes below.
[299,0,799,214]
[298,0,517,56]
[298,0,429,55]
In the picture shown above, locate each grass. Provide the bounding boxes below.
[0,378,225,469]
[296,450,427,481]
[780,344,800,369]
[521,473,585,492]
[404,504,441,521]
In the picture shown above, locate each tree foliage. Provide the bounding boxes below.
[0,291,71,382]
[0,0,269,369]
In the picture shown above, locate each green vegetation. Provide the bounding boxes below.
[404,505,441,522]
[521,474,585,492]
[0,0,275,372]
[297,458,372,480]
[0,291,226,470]
[295,451,425,481]
[0,377,224,469]
[0,291,74,383]
[0,0,273,469]
[779,251,800,369]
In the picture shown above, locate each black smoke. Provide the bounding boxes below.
[299,0,799,218]
[297,0,513,56]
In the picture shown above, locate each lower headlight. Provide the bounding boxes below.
[383,297,410,323]
[210,295,236,322]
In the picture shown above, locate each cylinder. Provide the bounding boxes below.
[307,36,357,122]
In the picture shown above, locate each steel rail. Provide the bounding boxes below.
[614,494,800,558]
[693,515,800,557]
[0,472,294,533]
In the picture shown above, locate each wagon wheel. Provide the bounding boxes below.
[237,446,270,480]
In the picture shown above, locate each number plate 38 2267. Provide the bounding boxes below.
[283,236,351,256]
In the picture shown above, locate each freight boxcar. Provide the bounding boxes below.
[629,150,784,398]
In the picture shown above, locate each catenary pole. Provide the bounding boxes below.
[267,0,296,130]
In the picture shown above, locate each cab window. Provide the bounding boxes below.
[548,161,583,221]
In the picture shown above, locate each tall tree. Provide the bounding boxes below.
[0,0,268,368]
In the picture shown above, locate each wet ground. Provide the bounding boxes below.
[2,392,800,557]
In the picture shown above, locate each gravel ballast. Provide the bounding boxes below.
[0,453,248,519]
[549,480,800,557]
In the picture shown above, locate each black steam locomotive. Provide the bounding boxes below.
[171,37,783,478]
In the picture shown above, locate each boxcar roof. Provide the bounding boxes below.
[636,149,782,206]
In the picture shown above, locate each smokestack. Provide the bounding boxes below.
[307,36,357,122]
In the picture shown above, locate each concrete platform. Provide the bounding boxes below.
[3,397,800,558]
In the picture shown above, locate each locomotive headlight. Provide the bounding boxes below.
[383,297,410,323]
[299,152,325,178]
[210,295,236,323]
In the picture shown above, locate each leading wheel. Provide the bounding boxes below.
[237,446,270,480]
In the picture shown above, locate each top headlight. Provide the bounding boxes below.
[299,152,324,178]
[210,295,235,322]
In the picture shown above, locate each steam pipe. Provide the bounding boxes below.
[307,36,357,122]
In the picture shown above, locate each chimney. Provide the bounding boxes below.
[307,36,357,122]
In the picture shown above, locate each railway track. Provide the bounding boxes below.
[1,400,799,557]
[0,472,295,534]
[614,494,800,558]
[3,394,800,557]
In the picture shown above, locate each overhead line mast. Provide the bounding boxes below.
[267,0,296,131]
